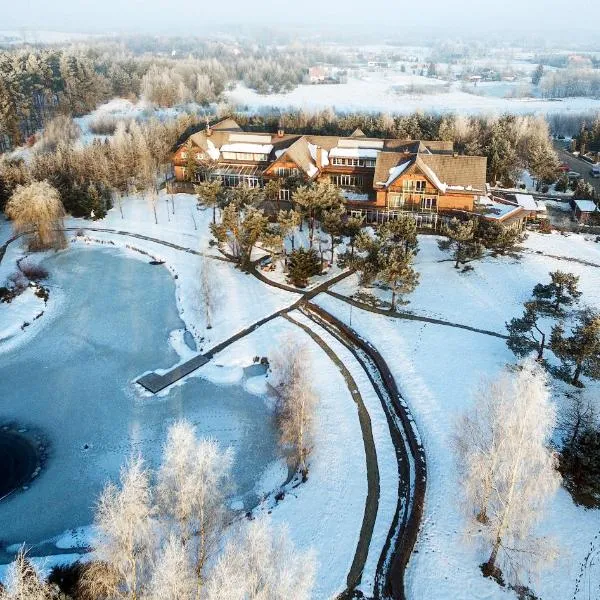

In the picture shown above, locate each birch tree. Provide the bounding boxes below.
[198,255,220,330]
[83,456,156,600]
[205,517,315,600]
[454,358,561,584]
[0,549,53,600]
[270,338,317,478]
[156,421,233,594]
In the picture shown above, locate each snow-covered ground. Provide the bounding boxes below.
[226,72,600,116]
[316,230,600,600]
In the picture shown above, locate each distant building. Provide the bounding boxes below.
[571,199,598,224]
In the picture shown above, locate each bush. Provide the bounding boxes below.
[19,261,49,281]
[87,115,120,135]
[7,271,28,293]
[287,247,321,288]
[47,562,86,597]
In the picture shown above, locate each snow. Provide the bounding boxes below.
[315,229,600,600]
[220,142,274,154]
[329,147,379,159]
[573,199,598,213]
[379,160,411,187]
[226,72,600,116]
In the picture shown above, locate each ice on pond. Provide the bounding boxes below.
[0,246,279,551]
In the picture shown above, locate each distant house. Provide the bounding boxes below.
[172,118,488,227]
[571,199,598,224]
[512,194,548,221]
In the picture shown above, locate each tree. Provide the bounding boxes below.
[532,64,544,86]
[205,517,315,600]
[277,209,301,254]
[352,220,420,310]
[82,456,156,600]
[342,215,364,258]
[144,535,196,600]
[558,395,600,507]
[195,179,224,224]
[198,255,220,329]
[210,204,269,269]
[454,358,560,584]
[270,338,317,478]
[321,204,345,263]
[438,218,484,269]
[5,181,67,251]
[532,271,582,316]
[551,308,600,386]
[0,549,54,600]
[184,140,197,183]
[573,179,596,200]
[555,172,569,192]
[156,421,233,594]
[286,247,321,287]
[477,220,523,256]
[506,301,548,360]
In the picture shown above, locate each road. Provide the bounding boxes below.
[554,142,600,197]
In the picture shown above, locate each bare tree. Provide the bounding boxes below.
[0,548,54,600]
[83,456,156,600]
[205,517,315,600]
[198,255,221,330]
[454,358,561,584]
[270,338,317,478]
[5,181,67,251]
[156,421,233,595]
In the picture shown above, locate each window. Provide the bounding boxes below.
[421,197,437,210]
[415,180,426,192]
[331,157,376,168]
[279,189,291,201]
[275,167,299,177]
[388,193,404,208]
[181,152,188,159]
[331,174,364,188]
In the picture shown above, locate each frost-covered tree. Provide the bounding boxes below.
[144,535,196,600]
[454,358,560,584]
[82,456,156,600]
[438,218,484,269]
[205,517,315,600]
[270,338,317,478]
[0,549,54,600]
[156,421,233,592]
[276,209,301,253]
[198,255,221,330]
[5,181,67,251]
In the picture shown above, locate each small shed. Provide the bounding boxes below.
[571,199,598,224]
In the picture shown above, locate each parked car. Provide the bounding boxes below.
[590,165,600,178]
[568,171,581,180]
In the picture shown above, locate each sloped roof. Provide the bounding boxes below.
[211,117,242,132]
[271,137,319,179]
[374,152,415,186]
[419,154,487,193]
[350,128,367,138]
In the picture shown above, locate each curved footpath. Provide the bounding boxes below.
[1,227,423,599]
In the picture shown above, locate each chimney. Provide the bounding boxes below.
[205,116,212,137]
[316,146,324,168]
[277,128,284,138]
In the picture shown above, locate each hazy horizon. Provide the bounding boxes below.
[0,0,599,39]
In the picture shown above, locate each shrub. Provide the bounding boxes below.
[48,562,86,597]
[7,271,28,293]
[19,261,49,281]
[88,115,121,135]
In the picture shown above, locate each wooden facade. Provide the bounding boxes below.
[172,119,488,216]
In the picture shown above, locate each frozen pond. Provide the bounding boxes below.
[0,246,278,550]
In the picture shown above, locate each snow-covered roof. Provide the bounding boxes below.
[220,143,274,155]
[206,139,220,160]
[482,200,523,221]
[514,194,538,211]
[377,161,412,187]
[329,147,380,159]
[574,199,598,213]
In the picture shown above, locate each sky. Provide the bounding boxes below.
[0,0,598,36]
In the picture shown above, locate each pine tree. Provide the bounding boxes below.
[195,179,224,224]
[532,271,582,316]
[506,301,547,360]
[321,205,345,263]
[287,247,321,287]
[438,218,484,269]
[551,308,600,386]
